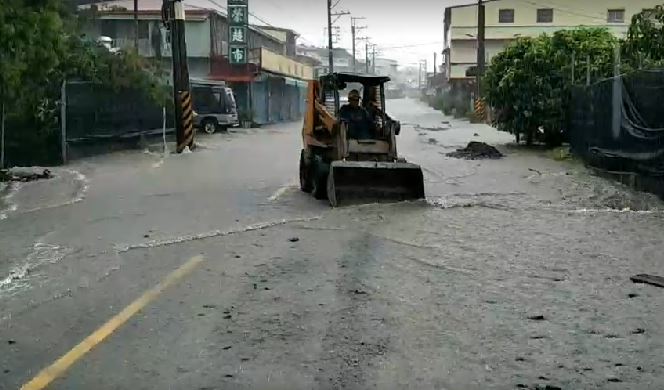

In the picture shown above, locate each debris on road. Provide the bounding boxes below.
[415,124,450,132]
[628,293,640,298]
[288,237,300,243]
[446,142,504,160]
[528,314,546,321]
[633,328,645,334]
[630,274,664,288]
[0,168,52,182]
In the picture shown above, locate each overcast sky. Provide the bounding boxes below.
[248,0,476,69]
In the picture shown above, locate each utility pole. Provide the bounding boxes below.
[134,0,139,50]
[476,0,486,97]
[365,42,370,73]
[433,52,437,76]
[162,0,194,153]
[1,100,4,169]
[371,44,377,74]
[326,0,349,73]
[424,59,428,88]
[351,17,366,73]
[327,0,333,72]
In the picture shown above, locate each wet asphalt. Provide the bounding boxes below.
[1,99,663,390]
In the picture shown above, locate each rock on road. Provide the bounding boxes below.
[1,99,664,390]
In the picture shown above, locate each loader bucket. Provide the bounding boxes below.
[327,160,425,207]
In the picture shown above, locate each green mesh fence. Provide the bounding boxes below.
[65,81,172,142]
[569,70,664,175]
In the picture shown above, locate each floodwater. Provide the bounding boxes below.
[1,99,663,389]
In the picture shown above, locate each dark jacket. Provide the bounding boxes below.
[339,104,375,139]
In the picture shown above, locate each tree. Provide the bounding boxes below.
[0,0,168,166]
[484,28,617,146]
[623,5,664,69]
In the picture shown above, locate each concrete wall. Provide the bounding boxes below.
[451,40,510,64]
[89,12,287,60]
[92,15,211,58]
[260,48,314,80]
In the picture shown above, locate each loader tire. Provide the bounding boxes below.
[327,170,338,207]
[299,149,313,193]
[311,156,329,200]
[312,173,328,200]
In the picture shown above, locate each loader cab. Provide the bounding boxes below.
[319,73,394,139]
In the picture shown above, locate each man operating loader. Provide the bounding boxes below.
[339,89,375,139]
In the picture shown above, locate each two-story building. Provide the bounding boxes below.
[444,0,663,81]
[297,46,369,77]
[80,0,313,124]
[373,58,399,79]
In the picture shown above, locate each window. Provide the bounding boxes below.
[499,9,515,23]
[607,9,625,23]
[537,8,554,23]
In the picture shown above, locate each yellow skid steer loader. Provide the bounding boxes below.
[299,72,425,207]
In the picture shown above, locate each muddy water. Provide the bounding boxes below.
[289,200,663,387]
[1,99,663,389]
[288,99,664,388]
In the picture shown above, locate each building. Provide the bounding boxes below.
[254,26,299,57]
[373,58,398,79]
[443,0,662,81]
[297,45,394,77]
[79,0,313,125]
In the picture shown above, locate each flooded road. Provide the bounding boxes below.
[1,99,663,389]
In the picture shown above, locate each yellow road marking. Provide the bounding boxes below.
[21,255,205,390]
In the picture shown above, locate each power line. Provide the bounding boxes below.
[205,0,279,28]
[513,0,608,23]
[379,41,442,50]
